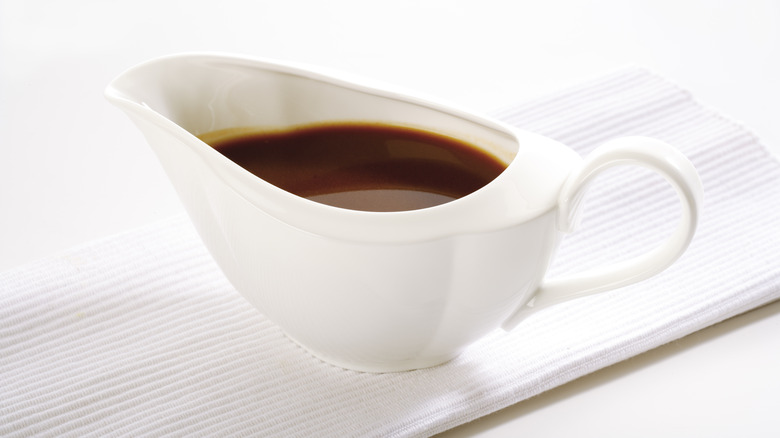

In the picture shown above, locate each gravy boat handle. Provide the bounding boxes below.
[503,137,703,329]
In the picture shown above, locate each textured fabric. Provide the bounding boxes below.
[2,68,779,437]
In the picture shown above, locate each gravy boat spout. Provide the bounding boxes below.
[106,53,701,372]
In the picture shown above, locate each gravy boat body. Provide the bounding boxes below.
[106,54,701,372]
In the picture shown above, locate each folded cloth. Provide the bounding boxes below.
[2,68,779,437]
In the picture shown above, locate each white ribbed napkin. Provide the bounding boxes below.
[3,68,780,437]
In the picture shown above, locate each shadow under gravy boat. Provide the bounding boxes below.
[106,53,702,372]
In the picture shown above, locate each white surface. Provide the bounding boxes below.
[442,298,780,437]
[2,0,779,436]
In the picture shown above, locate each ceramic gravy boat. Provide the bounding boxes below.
[106,53,702,372]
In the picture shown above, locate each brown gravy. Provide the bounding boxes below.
[201,123,506,212]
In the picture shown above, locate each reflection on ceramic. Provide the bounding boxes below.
[106,53,702,372]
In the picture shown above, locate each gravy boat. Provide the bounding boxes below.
[106,53,702,372]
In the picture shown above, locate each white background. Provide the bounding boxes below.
[2,1,779,436]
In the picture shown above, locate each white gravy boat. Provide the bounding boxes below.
[106,53,702,372]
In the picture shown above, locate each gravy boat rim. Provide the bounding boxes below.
[105,52,580,244]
